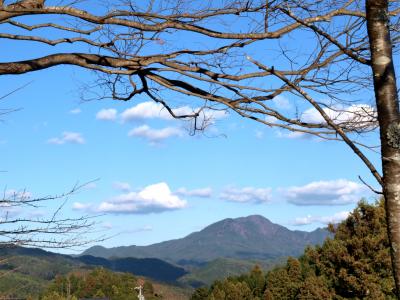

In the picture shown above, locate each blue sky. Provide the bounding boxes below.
[0,2,384,253]
[0,64,380,252]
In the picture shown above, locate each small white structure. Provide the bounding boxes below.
[135,285,145,300]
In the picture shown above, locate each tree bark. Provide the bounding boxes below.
[366,0,400,297]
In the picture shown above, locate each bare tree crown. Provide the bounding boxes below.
[2,0,400,294]
[1,1,397,136]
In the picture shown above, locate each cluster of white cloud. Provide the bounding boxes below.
[48,131,85,145]
[301,104,377,128]
[74,182,187,214]
[272,103,377,140]
[219,186,272,203]
[74,183,214,215]
[72,178,369,215]
[120,101,177,121]
[293,211,350,226]
[120,101,227,123]
[94,101,228,143]
[284,179,366,206]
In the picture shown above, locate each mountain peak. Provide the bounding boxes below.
[203,214,283,239]
[82,215,330,263]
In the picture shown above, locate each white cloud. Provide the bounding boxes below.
[293,211,350,226]
[301,104,377,129]
[120,101,227,124]
[113,181,131,192]
[96,108,117,121]
[284,179,367,206]
[128,125,183,142]
[48,132,85,145]
[70,108,81,114]
[72,202,92,210]
[265,115,278,124]
[121,101,172,121]
[91,182,187,214]
[274,104,377,140]
[175,187,213,198]
[203,109,229,121]
[219,186,272,204]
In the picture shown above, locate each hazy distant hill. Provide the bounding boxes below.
[83,215,330,265]
[0,247,190,299]
[78,255,186,282]
[0,246,186,284]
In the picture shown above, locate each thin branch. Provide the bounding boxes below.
[358,175,383,194]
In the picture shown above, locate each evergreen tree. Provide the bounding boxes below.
[247,265,266,298]
[302,199,395,299]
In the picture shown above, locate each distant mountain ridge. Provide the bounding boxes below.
[0,215,331,293]
[83,215,331,265]
[0,246,186,283]
[0,247,189,298]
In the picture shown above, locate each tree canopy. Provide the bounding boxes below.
[42,267,160,300]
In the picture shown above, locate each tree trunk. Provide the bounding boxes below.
[366,0,400,297]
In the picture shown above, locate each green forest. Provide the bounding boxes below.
[191,199,395,300]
